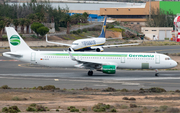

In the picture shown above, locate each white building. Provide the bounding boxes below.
[141,27,173,40]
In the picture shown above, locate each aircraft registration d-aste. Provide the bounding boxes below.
[46,17,139,52]
[3,27,177,76]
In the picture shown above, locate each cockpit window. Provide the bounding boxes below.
[165,57,171,60]
[73,43,78,45]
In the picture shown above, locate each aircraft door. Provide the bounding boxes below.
[121,57,125,63]
[155,55,160,64]
[77,55,82,60]
[31,52,36,61]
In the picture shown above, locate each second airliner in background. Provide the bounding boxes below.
[46,17,139,52]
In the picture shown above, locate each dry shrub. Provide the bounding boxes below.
[92,103,116,112]
[1,85,10,89]
[130,104,137,108]
[129,97,136,101]
[43,85,56,90]
[36,86,43,90]
[82,87,93,91]
[167,107,180,113]
[121,88,128,92]
[2,106,21,113]
[175,90,180,93]
[67,106,79,112]
[122,97,129,100]
[120,104,128,109]
[148,87,166,93]
[102,87,116,92]
[36,105,47,111]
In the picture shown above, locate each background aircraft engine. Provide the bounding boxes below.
[96,47,104,52]
[97,65,116,74]
[69,48,72,51]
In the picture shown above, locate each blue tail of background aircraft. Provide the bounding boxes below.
[98,16,107,38]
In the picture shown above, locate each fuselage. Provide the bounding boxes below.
[3,50,177,69]
[71,38,106,51]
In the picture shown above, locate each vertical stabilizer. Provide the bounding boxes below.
[98,16,107,38]
[5,27,32,52]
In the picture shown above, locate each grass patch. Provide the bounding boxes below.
[82,108,87,111]
[67,106,79,112]
[0,85,11,89]
[109,28,124,32]
[2,106,21,113]
[120,104,128,109]
[92,103,116,112]
[12,96,21,101]
[140,41,180,46]
[34,85,56,90]
[26,104,49,112]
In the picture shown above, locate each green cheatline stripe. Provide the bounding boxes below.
[10,39,20,44]
[42,53,127,57]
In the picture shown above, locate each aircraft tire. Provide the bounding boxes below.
[155,73,159,77]
[96,48,100,52]
[88,71,93,76]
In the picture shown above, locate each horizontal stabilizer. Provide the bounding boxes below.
[3,52,22,58]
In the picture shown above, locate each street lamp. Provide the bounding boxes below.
[149,0,151,20]
[80,19,81,29]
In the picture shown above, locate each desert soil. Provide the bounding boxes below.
[0,88,180,113]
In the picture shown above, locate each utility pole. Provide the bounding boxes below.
[149,0,151,20]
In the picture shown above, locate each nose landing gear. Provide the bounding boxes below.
[155,69,159,77]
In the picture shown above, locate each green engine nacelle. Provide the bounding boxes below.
[102,65,116,74]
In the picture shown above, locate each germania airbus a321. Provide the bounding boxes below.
[3,27,177,76]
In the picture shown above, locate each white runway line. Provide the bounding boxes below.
[94,84,108,87]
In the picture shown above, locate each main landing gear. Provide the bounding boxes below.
[155,69,159,77]
[88,70,93,76]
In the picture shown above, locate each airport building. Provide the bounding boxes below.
[141,27,173,40]
[99,1,180,25]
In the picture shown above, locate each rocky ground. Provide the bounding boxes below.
[0,87,180,113]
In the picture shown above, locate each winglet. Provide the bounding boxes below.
[46,34,48,42]
[68,51,76,61]
[98,16,107,38]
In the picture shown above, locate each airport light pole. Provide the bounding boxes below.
[149,0,151,19]
[80,19,81,29]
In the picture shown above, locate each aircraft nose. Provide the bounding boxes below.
[175,61,178,66]
[172,60,178,67]
[71,45,75,49]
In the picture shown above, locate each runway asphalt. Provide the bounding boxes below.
[36,45,180,53]
[1,46,180,91]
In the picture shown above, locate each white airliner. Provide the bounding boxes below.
[3,27,177,76]
[46,17,139,52]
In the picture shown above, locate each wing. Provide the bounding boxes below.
[46,34,72,47]
[68,51,117,69]
[102,43,140,48]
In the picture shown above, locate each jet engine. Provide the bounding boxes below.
[97,65,116,74]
